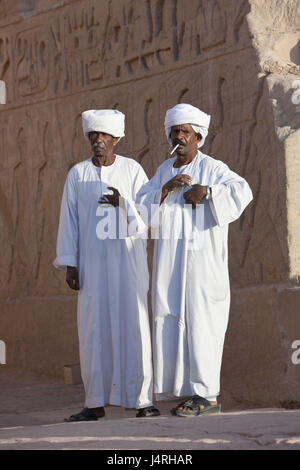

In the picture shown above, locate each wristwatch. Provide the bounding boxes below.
[206,186,212,200]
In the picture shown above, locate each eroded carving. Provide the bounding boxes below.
[0,0,247,106]
[0,0,295,293]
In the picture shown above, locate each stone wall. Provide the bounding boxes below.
[0,0,299,409]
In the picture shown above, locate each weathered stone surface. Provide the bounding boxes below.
[222,286,300,409]
[0,0,299,407]
[0,0,268,294]
[0,296,79,377]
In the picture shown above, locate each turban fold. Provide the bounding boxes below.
[82,109,125,140]
[164,103,211,148]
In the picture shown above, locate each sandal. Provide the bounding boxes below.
[136,405,160,417]
[171,395,221,417]
[64,407,105,422]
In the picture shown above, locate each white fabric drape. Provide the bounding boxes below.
[136,151,253,399]
[164,103,211,148]
[82,109,125,140]
[54,156,153,409]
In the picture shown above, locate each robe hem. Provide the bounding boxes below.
[85,396,153,409]
[154,389,220,400]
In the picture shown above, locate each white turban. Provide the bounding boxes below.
[164,103,211,148]
[82,109,125,141]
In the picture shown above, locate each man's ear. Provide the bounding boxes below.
[113,137,120,146]
[196,133,202,144]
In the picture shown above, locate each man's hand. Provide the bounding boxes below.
[66,266,80,291]
[98,186,120,207]
[183,184,207,209]
[161,174,192,203]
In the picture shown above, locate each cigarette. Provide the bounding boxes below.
[170,143,179,155]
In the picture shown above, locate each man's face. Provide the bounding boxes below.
[170,124,201,156]
[88,131,118,157]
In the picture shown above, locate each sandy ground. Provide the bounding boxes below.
[0,365,299,453]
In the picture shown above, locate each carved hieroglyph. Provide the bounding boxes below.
[0,0,272,296]
[0,0,299,406]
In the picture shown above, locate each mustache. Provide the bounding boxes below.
[92,142,106,150]
[174,139,186,147]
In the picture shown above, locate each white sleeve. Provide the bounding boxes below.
[132,164,149,199]
[53,168,79,271]
[135,166,163,227]
[118,163,150,238]
[209,163,253,227]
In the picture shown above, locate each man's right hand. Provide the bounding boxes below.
[66,266,80,291]
[161,174,192,203]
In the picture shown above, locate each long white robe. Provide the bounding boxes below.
[54,155,153,409]
[136,151,253,400]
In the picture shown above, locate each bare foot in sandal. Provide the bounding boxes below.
[171,396,220,417]
[179,399,217,413]
[65,406,105,422]
[136,405,160,417]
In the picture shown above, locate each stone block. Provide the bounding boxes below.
[64,364,82,385]
[221,285,300,410]
[0,296,79,379]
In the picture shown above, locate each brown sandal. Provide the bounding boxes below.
[65,407,105,422]
[172,396,220,417]
[136,405,160,417]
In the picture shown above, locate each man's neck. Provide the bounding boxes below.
[173,149,198,168]
[92,154,116,167]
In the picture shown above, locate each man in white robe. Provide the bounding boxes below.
[54,109,160,421]
[136,103,253,417]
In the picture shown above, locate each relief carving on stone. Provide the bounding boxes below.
[0,0,293,295]
[0,0,250,105]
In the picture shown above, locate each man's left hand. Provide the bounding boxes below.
[99,186,120,207]
[183,184,207,209]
